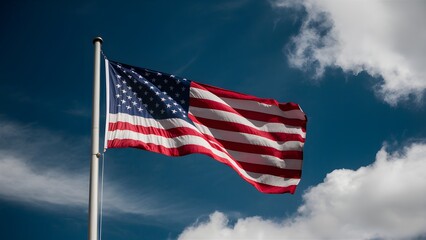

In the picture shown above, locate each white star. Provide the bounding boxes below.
[138,75,143,79]
[161,109,165,114]
[161,98,166,101]
[155,91,160,95]
[170,75,175,78]
[127,86,132,90]
[117,65,122,69]
[157,72,162,76]
[132,101,137,106]
[166,104,171,108]
[183,78,187,81]
[149,110,154,114]
[181,87,186,91]
[180,100,185,104]
[128,75,132,79]
[121,99,126,104]
[175,93,180,97]
[172,109,177,114]
[138,86,143,89]
[150,86,154,89]
[149,97,153,101]
[116,83,121,88]
[126,105,131,110]
[143,104,148,108]
[173,102,178,106]
[144,91,148,95]
[144,80,149,84]
[138,97,142,101]
[155,103,159,108]
[121,89,127,94]
[138,107,143,112]
[158,85,162,89]
[115,94,121,98]
[127,96,132,100]
[170,86,174,90]
[116,75,121,79]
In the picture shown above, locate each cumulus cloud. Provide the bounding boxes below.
[178,142,426,240]
[272,0,426,105]
[0,119,182,217]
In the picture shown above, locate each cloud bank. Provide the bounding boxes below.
[178,142,426,239]
[273,0,426,105]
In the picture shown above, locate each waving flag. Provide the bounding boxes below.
[105,59,307,194]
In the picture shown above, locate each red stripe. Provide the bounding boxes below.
[238,161,301,178]
[108,138,299,194]
[190,98,306,128]
[254,183,297,194]
[217,139,303,160]
[189,114,306,142]
[192,81,305,113]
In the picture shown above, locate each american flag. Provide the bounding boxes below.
[105,59,307,194]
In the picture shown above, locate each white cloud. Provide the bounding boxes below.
[0,119,183,217]
[272,0,426,105]
[178,142,426,240]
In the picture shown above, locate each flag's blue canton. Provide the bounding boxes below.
[108,61,192,123]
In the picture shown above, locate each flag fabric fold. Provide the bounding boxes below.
[104,59,307,194]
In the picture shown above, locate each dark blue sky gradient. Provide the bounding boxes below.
[1,1,425,239]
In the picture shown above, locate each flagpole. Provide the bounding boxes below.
[89,36,103,240]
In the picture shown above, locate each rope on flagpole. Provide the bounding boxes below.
[99,152,105,240]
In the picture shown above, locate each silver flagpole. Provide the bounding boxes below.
[89,36,103,240]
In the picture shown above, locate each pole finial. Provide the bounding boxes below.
[93,37,103,44]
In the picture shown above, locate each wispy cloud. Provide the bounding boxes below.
[0,154,88,207]
[174,55,199,76]
[0,119,190,219]
[272,0,426,105]
[178,142,426,239]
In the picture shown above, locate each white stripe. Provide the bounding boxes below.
[226,150,302,170]
[189,106,306,136]
[108,127,300,187]
[220,97,305,120]
[109,113,198,131]
[193,122,304,151]
[190,87,306,120]
[246,172,301,187]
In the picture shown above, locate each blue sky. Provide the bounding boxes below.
[1,0,426,239]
